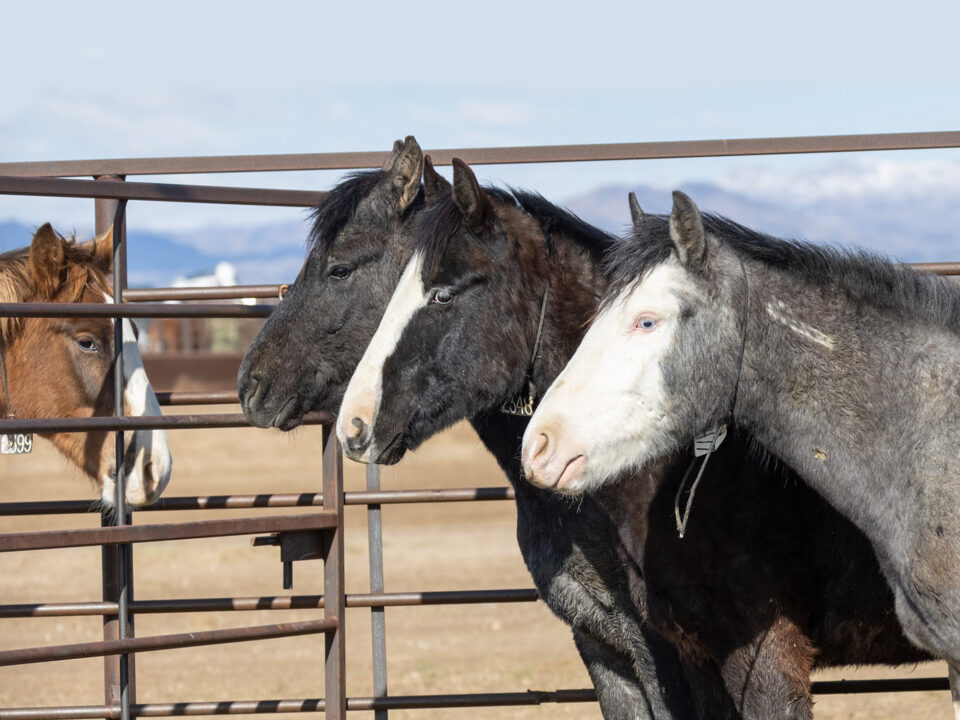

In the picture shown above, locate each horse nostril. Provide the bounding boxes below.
[532,432,551,462]
[239,373,262,410]
[351,417,366,435]
[345,417,370,454]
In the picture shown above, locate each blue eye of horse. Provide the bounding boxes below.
[329,265,352,280]
[432,289,454,305]
[637,317,657,331]
[76,338,98,352]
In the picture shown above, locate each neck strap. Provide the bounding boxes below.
[501,283,551,417]
[674,258,749,537]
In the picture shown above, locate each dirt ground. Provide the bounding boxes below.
[0,413,951,719]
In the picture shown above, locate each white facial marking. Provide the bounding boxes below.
[100,294,172,507]
[765,299,834,350]
[337,252,430,461]
[523,258,688,494]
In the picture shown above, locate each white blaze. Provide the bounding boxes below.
[100,296,172,506]
[337,253,430,461]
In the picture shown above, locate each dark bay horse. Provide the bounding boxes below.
[0,223,171,506]
[337,161,932,718]
[239,139,695,720]
[523,190,960,716]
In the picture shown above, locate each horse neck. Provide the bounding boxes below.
[470,231,604,483]
[735,261,960,559]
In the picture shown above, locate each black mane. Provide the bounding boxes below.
[511,189,617,259]
[606,211,960,326]
[413,185,515,277]
[415,185,616,277]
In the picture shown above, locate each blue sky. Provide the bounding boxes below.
[1,0,959,233]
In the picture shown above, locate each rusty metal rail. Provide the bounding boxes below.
[0,302,273,318]
[0,678,950,720]
[0,512,338,553]
[1,130,958,177]
[0,589,542,619]
[0,411,331,435]
[0,619,337,668]
[0,176,322,207]
[0,487,514,516]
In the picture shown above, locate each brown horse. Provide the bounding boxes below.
[0,223,171,506]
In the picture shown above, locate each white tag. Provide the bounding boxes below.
[694,424,726,457]
[1,433,33,455]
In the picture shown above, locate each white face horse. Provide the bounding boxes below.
[520,258,690,494]
[521,192,740,495]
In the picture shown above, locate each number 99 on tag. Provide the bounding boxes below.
[1,433,33,455]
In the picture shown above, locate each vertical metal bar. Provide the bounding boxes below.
[322,427,346,719]
[111,198,132,720]
[366,464,388,719]
[95,179,134,710]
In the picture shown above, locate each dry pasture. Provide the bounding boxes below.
[0,412,950,719]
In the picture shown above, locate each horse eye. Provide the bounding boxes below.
[76,338,98,352]
[636,317,658,331]
[329,265,352,280]
[432,289,454,305]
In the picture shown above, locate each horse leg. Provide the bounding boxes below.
[719,619,814,720]
[950,662,960,720]
[573,630,660,720]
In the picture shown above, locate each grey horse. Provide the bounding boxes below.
[523,191,960,717]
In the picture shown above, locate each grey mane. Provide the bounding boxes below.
[607,212,960,329]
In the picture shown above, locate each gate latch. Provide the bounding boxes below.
[252,530,328,589]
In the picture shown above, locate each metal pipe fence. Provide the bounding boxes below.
[1,130,958,718]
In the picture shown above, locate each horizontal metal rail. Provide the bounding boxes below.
[0,411,331,434]
[0,302,273,318]
[0,678,950,720]
[0,487,514,516]
[0,589,541,619]
[1,130,958,178]
[0,176,322,207]
[124,286,283,301]
[0,618,336,667]
[0,512,337,552]
[154,391,242,406]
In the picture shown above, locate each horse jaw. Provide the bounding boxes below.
[522,259,686,494]
[100,316,172,508]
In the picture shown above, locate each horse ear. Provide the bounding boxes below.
[669,191,707,272]
[90,226,114,274]
[380,139,404,172]
[451,158,490,228]
[423,155,451,202]
[628,192,645,232]
[387,135,424,213]
[28,223,67,297]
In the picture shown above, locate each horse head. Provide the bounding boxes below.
[0,223,172,506]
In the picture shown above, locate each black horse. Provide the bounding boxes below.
[239,138,696,720]
[334,158,932,720]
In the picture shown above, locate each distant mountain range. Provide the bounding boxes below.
[2,172,958,286]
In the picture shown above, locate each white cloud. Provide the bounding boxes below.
[717,157,960,205]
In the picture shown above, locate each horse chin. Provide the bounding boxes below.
[373,432,407,465]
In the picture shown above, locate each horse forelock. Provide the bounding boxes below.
[0,236,112,341]
[307,170,426,261]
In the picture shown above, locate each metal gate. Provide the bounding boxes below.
[1,131,958,718]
